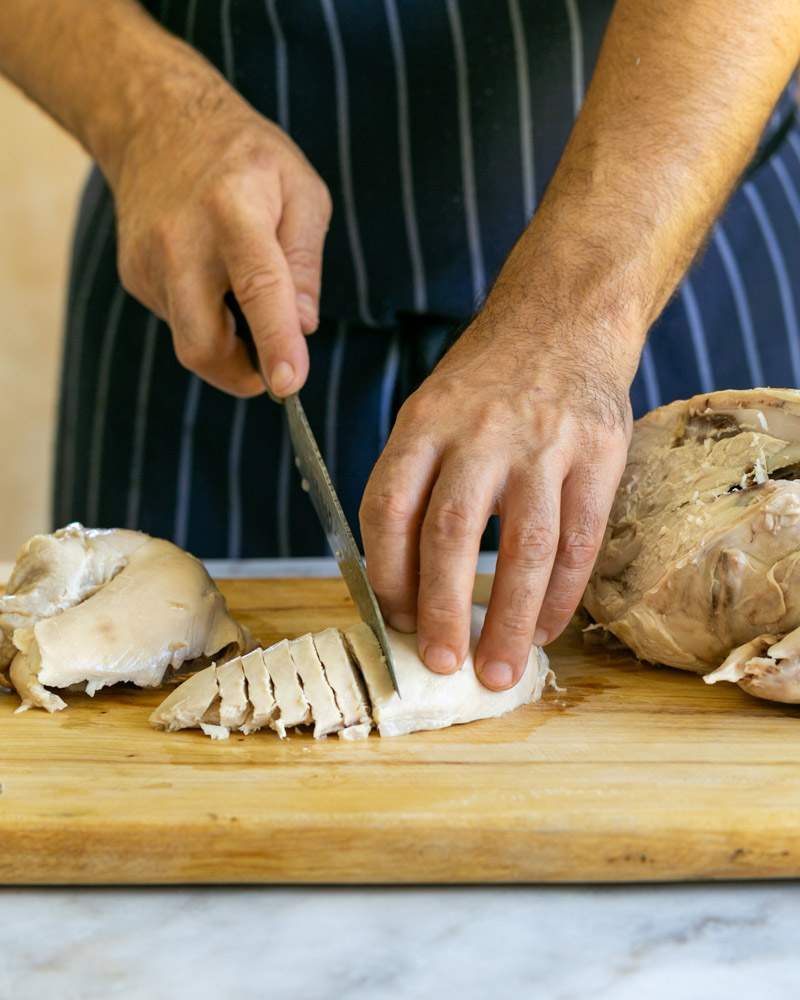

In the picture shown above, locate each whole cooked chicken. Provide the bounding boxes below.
[151,606,555,739]
[584,388,800,704]
[0,523,250,712]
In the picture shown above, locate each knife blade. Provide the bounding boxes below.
[283,393,401,697]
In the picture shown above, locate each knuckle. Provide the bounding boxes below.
[427,502,475,546]
[490,612,533,640]
[558,529,600,572]
[421,595,464,625]
[311,177,333,220]
[360,489,417,534]
[231,265,283,308]
[283,243,321,278]
[501,522,557,569]
[173,338,213,374]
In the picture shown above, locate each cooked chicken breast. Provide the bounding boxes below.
[289,634,343,738]
[2,525,249,712]
[262,639,311,737]
[240,649,275,734]
[344,607,553,737]
[585,388,800,703]
[216,658,249,730]
[313,627,372,736]
[149,664,219,732]
[152,608,553,740]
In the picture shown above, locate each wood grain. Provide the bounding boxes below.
[2,577,800,884]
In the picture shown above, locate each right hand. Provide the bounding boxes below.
[109,76,332,398]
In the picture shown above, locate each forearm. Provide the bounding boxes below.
[496,0,800,356]
[0,0,230,183]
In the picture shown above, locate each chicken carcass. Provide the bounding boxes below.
[584,388,800,702]
[1,524,250,712]
[150,606,554,739]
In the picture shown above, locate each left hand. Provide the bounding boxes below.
[360,285,637,690]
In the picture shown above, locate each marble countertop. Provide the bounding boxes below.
[3,555,798,997]
[2,882,799,999]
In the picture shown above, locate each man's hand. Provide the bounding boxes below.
[361,279,634,691]
[363,0,800,689]
[0,0,330,398]
[112,92,331,398]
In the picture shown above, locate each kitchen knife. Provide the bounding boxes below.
[283,393,401,697]
[226,293,400,696]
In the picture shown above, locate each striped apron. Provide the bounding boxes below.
[54,1,800,557]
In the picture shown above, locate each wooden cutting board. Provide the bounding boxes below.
[3,576,800,885]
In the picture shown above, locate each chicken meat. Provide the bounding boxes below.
[150,606,554,739]
[584,388,800,703]
[1,524,250,712]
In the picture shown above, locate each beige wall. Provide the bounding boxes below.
[0,79,89,561]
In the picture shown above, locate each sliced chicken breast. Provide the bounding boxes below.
[313,627,371,735]
[216,658,249,730]
[289,634,343,738]
[149,664,219,732]
[240,649,275,734]
[263,639,311,737]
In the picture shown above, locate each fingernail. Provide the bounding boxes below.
[297,293,319,330]
[423,644,458,673]
[388,613,416,633]
[533,628,549,647]
[269,360,295,395]
[479,660,514,689]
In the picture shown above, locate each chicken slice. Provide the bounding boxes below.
[344,606,553,737]
[240,648,275,734]
[312,627,371,735]
[216,658,249,730]
[149,664,219,732]
[12,537,248,710]
[263,639,311,738]
[289,634,343,738]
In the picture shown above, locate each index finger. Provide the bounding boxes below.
[221,226,309,397]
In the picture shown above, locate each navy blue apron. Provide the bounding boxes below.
[54,1,800,557]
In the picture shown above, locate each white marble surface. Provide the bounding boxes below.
[2,883,799,999]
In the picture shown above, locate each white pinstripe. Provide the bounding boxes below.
[227,399,247,558]
[743,181,800,386]
[325,323,348,484]
[277,421,292,557]
[384,0,428,312]
[507,0,536,220]
[379,332,401,447]
[789,130,800,169]
[220,0,248,558]
[174,376,202,549]
[265,0,289,131]
[126,313,159,528]
[564,0,585,117]
[268,0,293,558]
[171,0,205,549]
[680,278,714,394]
[711,224,764,387]
[61,200,114,525]
[86,286,127,525]
[639,341,661,412]
[320,0,376,326]
[445,0,486,305]
[772,153,800,230]
[220,0,234,81]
